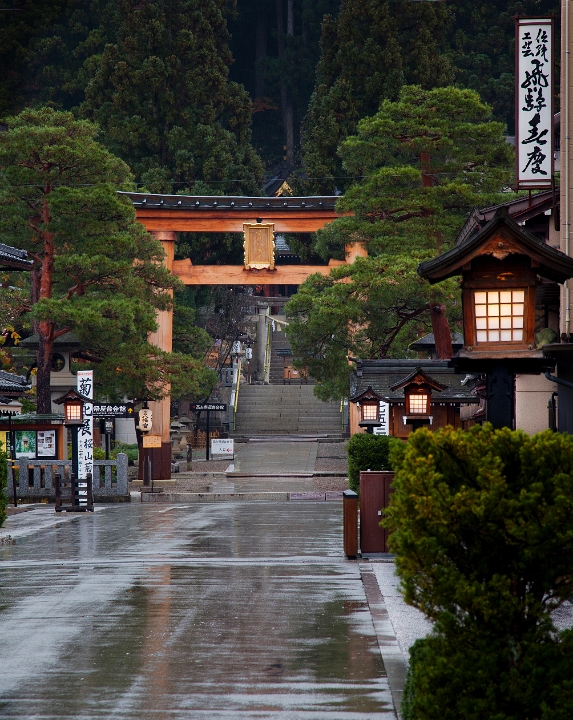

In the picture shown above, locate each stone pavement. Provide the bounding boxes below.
[231,438,318,476]
[0,502,400,719]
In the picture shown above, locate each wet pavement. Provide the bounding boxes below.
[233,440,318,475]
[0,502,396,719]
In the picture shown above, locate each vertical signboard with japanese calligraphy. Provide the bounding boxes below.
[516,17,554,189]
[76,370,93,479]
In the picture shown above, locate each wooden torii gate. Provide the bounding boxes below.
[124,192,362,478]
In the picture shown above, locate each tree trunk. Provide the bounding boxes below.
[255,14,267,98]
[276,0,294,168]
[430,303,453,359]
[36,321,55,414]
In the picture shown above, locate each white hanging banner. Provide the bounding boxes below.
[515,17,554,189]
[76,370,93,479]
[373,401,390,436]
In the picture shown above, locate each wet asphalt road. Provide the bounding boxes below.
[0,503,394,719]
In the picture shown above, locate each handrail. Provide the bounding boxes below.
[233,360,242,431]
[264,328,272,383]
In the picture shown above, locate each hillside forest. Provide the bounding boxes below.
[0,0,562,402]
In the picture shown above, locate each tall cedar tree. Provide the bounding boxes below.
[230,0,341,170]
[301,0,453,193]
[447,0,560,132]
[286,86,515,401]
[0,108,216,412]
[81,0,264,195]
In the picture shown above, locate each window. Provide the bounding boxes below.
[361,403,379,421]
[474,290,525,343]
[408,393,429,415]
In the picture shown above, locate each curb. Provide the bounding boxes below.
[140,491,344,503]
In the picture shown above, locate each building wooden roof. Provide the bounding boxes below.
[418,208,573,285]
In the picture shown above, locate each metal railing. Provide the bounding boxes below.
[6,453,129,500]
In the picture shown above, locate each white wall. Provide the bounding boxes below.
[515,374,556,435]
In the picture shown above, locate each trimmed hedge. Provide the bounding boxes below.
[346,432,394,493]
[386,425,573,719]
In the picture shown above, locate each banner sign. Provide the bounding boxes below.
[190,403,227,412]
[372,401,390,436]
[76,370,93,479]
[515,17,553,188]
[90,403,134,418]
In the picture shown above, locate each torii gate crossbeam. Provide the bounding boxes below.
[125,192,362,480]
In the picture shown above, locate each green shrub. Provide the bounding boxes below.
[386,424,573,719]
[346,432,395,493]
[93,442,139,465]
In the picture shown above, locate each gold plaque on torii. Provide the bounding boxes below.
[243,223,275,270]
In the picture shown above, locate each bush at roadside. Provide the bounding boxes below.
[385,425,573,719]
[346,432,394,493]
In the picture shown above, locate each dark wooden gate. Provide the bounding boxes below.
[359,470,395,554]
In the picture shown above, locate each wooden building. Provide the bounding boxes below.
[349,360,479,438]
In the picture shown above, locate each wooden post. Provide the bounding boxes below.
[343,490,359,558]
[148,231,177,480]
[359,471,395,554]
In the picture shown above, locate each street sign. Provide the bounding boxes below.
[190,403,227,412]
[211,439,234,456]
[142,434,162,448]
[90,403,134,418]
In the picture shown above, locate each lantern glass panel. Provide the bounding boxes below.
[408,393,429,414]
[362,403,378,421]
[474,289,526,343]
[66,403,82,422]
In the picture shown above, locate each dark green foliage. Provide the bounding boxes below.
[346,432,394,494]
[0,107,217,409]
[402,627,573,720]
[301,0,453,192]
[287,87,514,399]
[447,1,560,132]
[0,442,6,528]
[386,425,573,719]
[81,0,263,194]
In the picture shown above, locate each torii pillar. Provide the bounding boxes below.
[147,231,176,480]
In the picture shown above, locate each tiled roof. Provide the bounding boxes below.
[0,370,30,393]
[351,359,478,403]
[0,243,33,270]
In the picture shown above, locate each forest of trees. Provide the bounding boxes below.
[0,0,562,401]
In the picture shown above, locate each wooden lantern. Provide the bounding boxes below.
[350,385,382,433]
[390,368,447,423]
[53,388,91,426]
[418,208,573,359]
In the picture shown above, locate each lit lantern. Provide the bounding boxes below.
[350,385,382,433]
[418,207,573,428]
[390,368,447,428]
[54,389,90,426]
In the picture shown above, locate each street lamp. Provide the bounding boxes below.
[54,389,90,478]
[350,386,382,433]
[389,367,447,431]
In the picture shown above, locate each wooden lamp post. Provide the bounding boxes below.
[54,388,91,478]
[418,208,573,428]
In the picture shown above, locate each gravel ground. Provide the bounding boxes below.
[316,442,348,458]
[313,476,349,491]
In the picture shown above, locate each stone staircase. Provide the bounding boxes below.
[232,384,344,437]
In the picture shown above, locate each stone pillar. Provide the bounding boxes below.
[147,231,177,480]
[257,306,269,382]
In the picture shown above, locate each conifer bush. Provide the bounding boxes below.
[385,425,573,719]
[346,433,395,493]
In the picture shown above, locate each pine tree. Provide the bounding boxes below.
[301,0,453,193]
[0,108,216,412]
[81,0,264,195]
